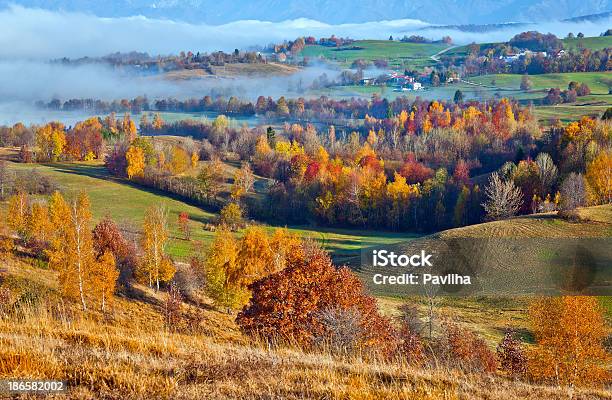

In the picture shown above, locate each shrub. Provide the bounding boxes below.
[496,330,527,377]
[435,322,498,373]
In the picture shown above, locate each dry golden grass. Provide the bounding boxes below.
[162,62,299,81]
[1,255,610,399]
[441,204,612,239]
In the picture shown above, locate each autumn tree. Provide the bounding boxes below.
[168,145,191,175]
[205,228,242,308]
[535,153,558,195]
[90,250,120,312]
[140,205,174,291]
[559,173,587,211]
[197,158,224,201]
[231,162,255,201]
[237,245,395,354]
[7,192,29,240]
[219,202,244,231]
[48,192,95,310]
[121,113,138,142]
[125,145,145,179]
[152,113,164,130]
[528,296,609,387]
[28,201,53,247]
[36,122,66,162]
[585,150,612,204]
[178,211,191,241]
[497,330,527,378]
[92,216,135,285]
[482,172,523,220]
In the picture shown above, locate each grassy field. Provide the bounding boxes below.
[533,100,612,124]
[300,40,448,69]
[2,161,416,261]
[444,35,612,58]
[563,36,612,51]
[469,72,612,93]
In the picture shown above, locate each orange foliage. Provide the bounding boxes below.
[528,296,610,387]
[237,246,396,354]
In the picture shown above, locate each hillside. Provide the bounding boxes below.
[299,40,448,69]
[1,160,417,261]
[162,62,300,81]
[360,206,612,326]
[444,35,612,58]
[1,247,610,399]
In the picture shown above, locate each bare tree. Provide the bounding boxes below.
[559,172,586,211]
[535,153,558,194]
[482,172,523,220]
[316,307,363,355]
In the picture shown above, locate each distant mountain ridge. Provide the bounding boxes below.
[2,0,611,25]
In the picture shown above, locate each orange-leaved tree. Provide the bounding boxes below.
[528,296,610,387]
[90,250,120,312]
[585,150,612,205]
[236,245,395,354]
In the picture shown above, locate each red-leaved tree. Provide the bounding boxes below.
[236,246,396,355]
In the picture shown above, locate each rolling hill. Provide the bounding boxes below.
[1,203,611,398]
[1,160,417,261]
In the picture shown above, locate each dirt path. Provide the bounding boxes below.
[430,45,458,62]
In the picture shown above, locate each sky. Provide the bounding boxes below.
[0,5,610,59]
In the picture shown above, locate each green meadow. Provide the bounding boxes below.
[4,161,417,261]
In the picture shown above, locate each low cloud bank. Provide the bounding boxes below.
[0,5,610,59]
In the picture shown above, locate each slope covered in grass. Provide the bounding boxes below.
[1,256,609,400]
[2,161,417,261]
[300,40,447,69]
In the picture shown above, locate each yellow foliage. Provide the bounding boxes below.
[422,115,433,133]
[463,106,481,122]
[36,122,66,162]
[48,192,96,310]
[126,146,145,179]
[255,135,272,158]
[315,145,329,165]
[140,205,173,290]
[429,101,444,114]
[528,296,610,387]
[190,152,199,169]
[7,192,28,238]
[386,173,419,201]
[585,150,612,204]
